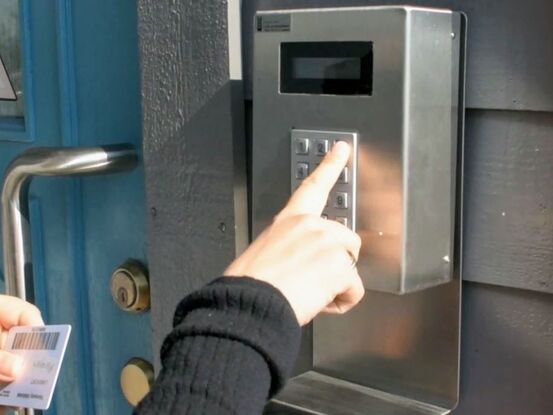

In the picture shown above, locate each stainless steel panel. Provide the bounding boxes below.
[253,6,464,414]
[253,6,459,294]
[270,372,448,415]
[314,281,460,409]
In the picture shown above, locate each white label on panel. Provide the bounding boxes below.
[0,54,16,100]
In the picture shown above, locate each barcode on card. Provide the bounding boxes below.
[12,332,60,350]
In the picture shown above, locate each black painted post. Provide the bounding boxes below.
[137,0,247,369]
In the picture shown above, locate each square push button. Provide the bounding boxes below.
[338,167,349,184]
[295,163,309,180]
[334,192,348,209]
[314,139,329,156]
[295,138,309,155]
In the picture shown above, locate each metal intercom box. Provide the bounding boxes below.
[252,6,462,294]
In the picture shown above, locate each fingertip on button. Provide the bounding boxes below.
[333,140,350,157]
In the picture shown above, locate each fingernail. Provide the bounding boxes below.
[6,355,23,378]
[333,141,350,157]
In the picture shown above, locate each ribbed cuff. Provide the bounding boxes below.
[161,277,301,395]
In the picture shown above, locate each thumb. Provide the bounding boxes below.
[0,350,24,382]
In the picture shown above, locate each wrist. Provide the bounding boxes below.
[167,276,302,395]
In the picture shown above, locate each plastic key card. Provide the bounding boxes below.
[0,325,71,410]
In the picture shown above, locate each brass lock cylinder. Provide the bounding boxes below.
[110,259,150,313]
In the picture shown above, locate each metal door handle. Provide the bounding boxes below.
[1,145,137,415]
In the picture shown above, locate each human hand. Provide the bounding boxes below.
[0,295,43,415]
[224,141,364,326]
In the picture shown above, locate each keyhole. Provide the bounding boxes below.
[118,287,129,306]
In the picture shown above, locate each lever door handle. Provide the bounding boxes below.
[1,145,137,415]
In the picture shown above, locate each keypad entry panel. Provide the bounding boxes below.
[291,129,357,231]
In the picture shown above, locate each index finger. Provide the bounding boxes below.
[0,295,44,329]
[280,141,351,217]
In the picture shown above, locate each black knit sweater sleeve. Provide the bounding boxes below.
[133,277,301,415]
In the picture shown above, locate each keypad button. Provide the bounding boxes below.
[334,192,348,209]
[338,167,349,184]
[295,138,309,155]
[295,163,309,180]
[335,217,348,227]
[314,139,329,156]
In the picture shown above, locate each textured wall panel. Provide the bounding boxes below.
[242,0,553,112]
[463,110,553,293]
[137,0,242,369]
[454,283,553,415]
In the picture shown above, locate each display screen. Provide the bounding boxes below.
[292,57,362,80]
[281,42,373,95]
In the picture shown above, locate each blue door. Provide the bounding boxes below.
[0,1,151,413]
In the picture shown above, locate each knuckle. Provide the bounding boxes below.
[313,230,332,247]
[333,301,351,315]
[352,275,365,299]
[275,213,320,234]
[31,304,42,316]
[322,229,338,244]
[298,214,321,230]
[273,211,296,226]
[352,233,362,249]
[24,303,42,320]
[337,305,351,315]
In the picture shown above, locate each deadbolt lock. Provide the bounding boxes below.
[110,259,150,313]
